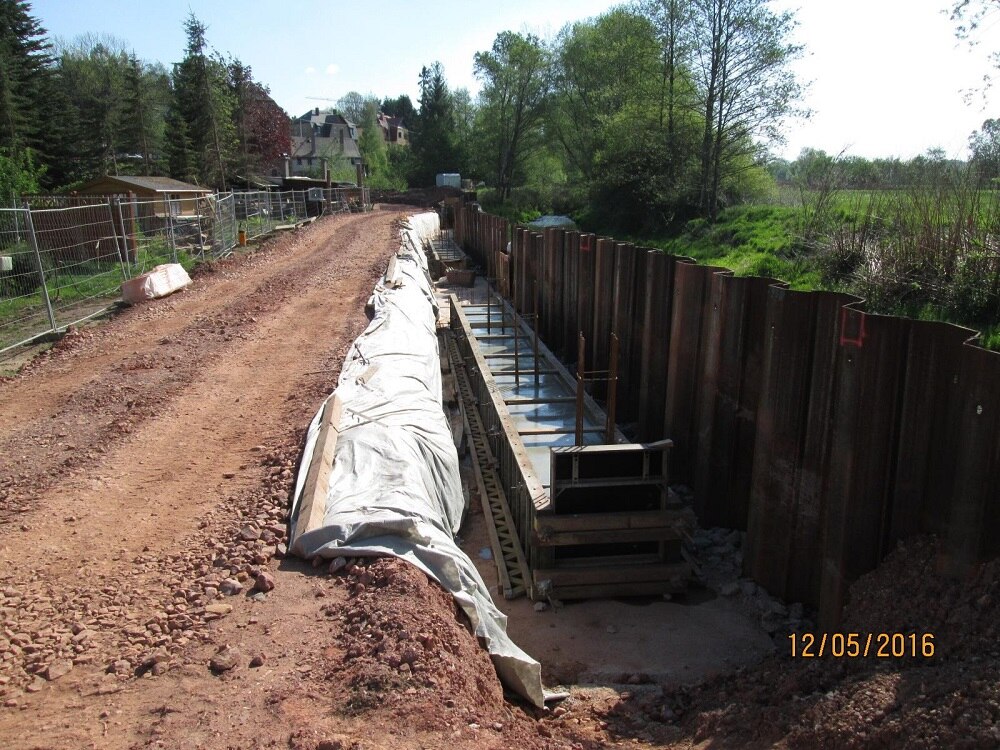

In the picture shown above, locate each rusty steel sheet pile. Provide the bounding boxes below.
[454,204,1000,629]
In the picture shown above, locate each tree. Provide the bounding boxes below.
[164,87,195,183]
[171,13,237,187]
[0,0,53,183]
[410,62,459,185]
[228,58,290,180]
[357,99,404,189]
[336,91,374,124]
[640,1,697,141]
[474,32,549,201]
[54,35,132,178]
[970,118,1000,182]
[951,0,1000,90]
[121,56,170,176]
[450,87,477,178]
[381,94,415,125]
[551,10,663,182]
[0,146,44,201]
[692,0,804,218]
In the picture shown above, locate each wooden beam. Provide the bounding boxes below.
[532,562,688,587]
[535,510,681,532]
[291,395,344,546]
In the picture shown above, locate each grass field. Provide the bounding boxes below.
[581,184,1000,350]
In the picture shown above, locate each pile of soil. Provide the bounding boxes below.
[621,536,1000,748]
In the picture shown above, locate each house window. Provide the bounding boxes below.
[296,157,302,166]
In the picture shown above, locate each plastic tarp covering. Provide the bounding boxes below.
[526,215,577,231]
[121,263,191,304]
[289,212,546,707]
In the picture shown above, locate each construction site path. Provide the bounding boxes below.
[0,208,559,750]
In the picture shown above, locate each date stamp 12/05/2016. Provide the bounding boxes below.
[789,632,935,658]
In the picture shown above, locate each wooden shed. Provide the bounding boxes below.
[76,175,211,217]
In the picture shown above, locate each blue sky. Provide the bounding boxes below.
[28,0,1000,160]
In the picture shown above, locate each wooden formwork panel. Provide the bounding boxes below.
[450,293,689,602]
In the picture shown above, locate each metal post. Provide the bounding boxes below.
[575,332,586,447]
[513,299,521,389]
[23,203,57,333]
[195,197,205,259]
[109,198,130,280]
[533,280,540,386]
[606,333,619,444]
[166,201,177,263]
[114,197,132,273]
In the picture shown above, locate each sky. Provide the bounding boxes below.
[27,0,1000,161]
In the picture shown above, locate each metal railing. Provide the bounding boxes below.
[0,187,371,357]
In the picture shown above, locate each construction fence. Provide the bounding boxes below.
[0,187,369,356]
[455,205,1000,629]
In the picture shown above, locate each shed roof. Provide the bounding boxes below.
[78,175,211,194]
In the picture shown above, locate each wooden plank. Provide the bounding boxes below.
[532,562,688,587]
[534,527,681,546]
[291,395,344,545]
[547,580,688,599]
[518,427,604,436]
[536,510,680,532]
[504,396,578,405]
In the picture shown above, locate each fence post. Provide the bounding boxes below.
[22,203,57,334]
[166,199,178,263]
[114,197,132,270]
[109,197,131,280]
[195,196,205,260]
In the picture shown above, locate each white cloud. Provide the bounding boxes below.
[325,64,340,76]
[304,66,317,75]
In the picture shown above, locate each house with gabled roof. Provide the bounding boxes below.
[290,109,363,176]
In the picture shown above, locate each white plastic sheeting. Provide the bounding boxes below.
[121,263,191,304]
[289,211,546,707]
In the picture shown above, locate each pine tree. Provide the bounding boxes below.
[171,13,236,187]
[411,62,459,186]
[165,96,195,183]
[0,0,55,190]
[0,0,51,153]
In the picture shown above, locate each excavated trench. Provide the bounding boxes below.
[431,243,785,696]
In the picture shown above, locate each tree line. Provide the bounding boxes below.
[6,0,999,232]
[376,0,806,232]
[0,1,289,199]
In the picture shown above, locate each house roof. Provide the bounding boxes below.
[78,175,210,194]
[290,134,362,161]
[297,110,356,129]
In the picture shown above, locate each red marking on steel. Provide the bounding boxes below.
[839,308,868,348]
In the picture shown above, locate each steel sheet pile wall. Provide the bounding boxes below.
[456,205,1000,627]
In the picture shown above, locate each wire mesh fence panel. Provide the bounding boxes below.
[164,196,213,262]
[27,202,127,334]
[212,193,237,258]
[236,191,270,241]
[0,208,53,354]
[2,188,320,355]
[292,190,308,220]
[121,198,183,275]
